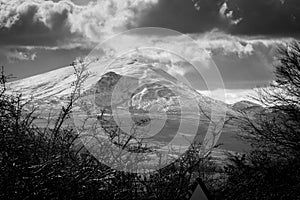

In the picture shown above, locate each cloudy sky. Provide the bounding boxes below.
[0,0,299,102]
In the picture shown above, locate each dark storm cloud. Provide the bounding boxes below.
[138,0,225,33]
[137,0,300,37]
[1,0,298,48]
[227,0,300,36]
[0,0,78,46]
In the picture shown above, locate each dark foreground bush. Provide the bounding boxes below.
[218,41,300,200]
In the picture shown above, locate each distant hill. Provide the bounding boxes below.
[231,100,264,118]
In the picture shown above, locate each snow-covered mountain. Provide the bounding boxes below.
[7,52,230,113]
[7,52,247,157]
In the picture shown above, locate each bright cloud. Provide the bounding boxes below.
[0,0,158,46]
[0,48,37,63]
[198,88,258,104]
